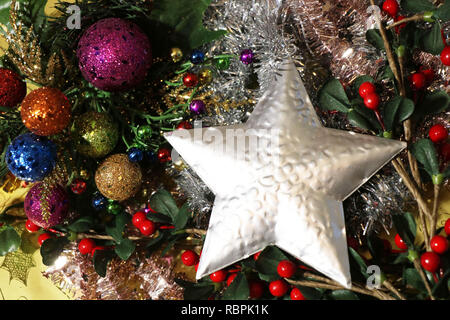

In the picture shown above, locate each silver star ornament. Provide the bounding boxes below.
[164,60,406,288]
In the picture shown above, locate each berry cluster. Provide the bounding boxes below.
[359,82,380,110]
[132,209,156,236]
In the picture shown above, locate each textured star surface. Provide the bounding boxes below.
[165,60,406,287]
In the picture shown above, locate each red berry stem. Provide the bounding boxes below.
[374,109,386,132]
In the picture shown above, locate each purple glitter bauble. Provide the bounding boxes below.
[189,100,206,115]
[240,49,254,65]
[24,182,70,229]
[77,18,152,91]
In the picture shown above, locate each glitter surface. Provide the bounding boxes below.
[77,18,152,92]
[20,87,72,136]
[71,111,119,158]
[95,154,143,201]
[0,68,26,107]
[5,133,57,182]
[24,182,70,228]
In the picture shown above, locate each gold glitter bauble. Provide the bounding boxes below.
[95,154,142,201]
[198,68,213,84]
[21,87,72,136]
[170,47,183,63]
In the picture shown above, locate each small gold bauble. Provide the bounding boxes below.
[198,68,213,84]
[170,47,183,63]
[95,154,142,201]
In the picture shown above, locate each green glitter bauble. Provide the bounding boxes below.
[215,57,230,70]
[71,111,119,158]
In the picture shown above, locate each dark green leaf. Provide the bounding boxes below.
[149,0,226,49]
[149,189,179,222]
[383,96,415,131]
[393,252,409,264]
[0,213,19,224]
[348,109,373,130]
[173,203,191,230]
[353,104,383,131]
[434,0,450,20]
[420,22,445,55]
[413,91,449,120]
[0,226,21,256]
[255,246,289,277]
[292,285,323,300]
[367,235,385,263]
[352,75,374,96]
[392,213,416,248]
[67,216,94,233]
[146,212,172,224]
[318,79,351,112]
[400,0,435,13]
[366,29,385,51]
[404,268,427,292]
[222,273,249,300]
[378,65,394,80]
[410,139,440,176]
[329,290,360,300]
[93,249,115,277]
[432,269,450,298]
[144,233,164,257]
[348,247,368,279]
[105,212,130,243]
[175,279,216,300]
[114,239,135,261]
[40,237,69,266]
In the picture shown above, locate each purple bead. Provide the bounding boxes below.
[240,49,254,65]
[189,100,206,115]
[24,183,70,229]
[77,18,152,92]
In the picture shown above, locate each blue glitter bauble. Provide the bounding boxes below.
[92,193,107,210]
[5,133,57,182]
[127,147,144,163]
[190,50,205,64]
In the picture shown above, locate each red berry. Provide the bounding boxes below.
[194,263,199,272]
[177,121,193,130]
[91,246,106,257]
[420,68,434,84]
[226,273,238,286]
[382,0,399,17]
[347,236,359,250]
[209,270,227,282]
[429,124,448,143]
[25,219,40,232]
[181,250,199,266]
[277,260,297,278]
[420,252,440,273]
[440,143,450,161]
[269,279,289,297]
[394,15,407,34]
[139,220,156,236]
[71,178,87,195]
[445,219,450,236]
[132,211,147,228]
[157,148,172,163]
[410,72,426,90]
[290,287,306,300]
[363,93,380,110]
[249,280,264,299]
[430,235,449,254]
[183,73,199,87]
[38,233,52,246]
[253,251,261,261]
[441,46,450,66]
[78,238,95,255]
[358,82,376,98]
[394,234,408,250]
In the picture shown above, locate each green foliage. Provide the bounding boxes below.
[420,22,445,55]
[0,226,21,256]
[255,246,289,281]
[392,212,416,248]
[403,268,427,293]
[67,216,94,233]
[222,273,250,300]
[40,237,70,266]
[366,29,385,51]
[114,239,136,261]
[410,139,440,177]
[348,247,368,280]
[105,212,130,243]
[382,96,415,131]
[413,91,449,121]
[351,75,374,96]
[149,189,191,230]
[433,0,450,20]
[400,0,435,13]
[318,79,351,112]
[329,289,360,300]
[175,279,216,300]
[0,0,47,31]
[93,249,115,277]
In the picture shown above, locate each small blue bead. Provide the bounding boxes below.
[190,50,205,64]
[145,150,158,163]
[128,147,144,163]
[92,194,107,210]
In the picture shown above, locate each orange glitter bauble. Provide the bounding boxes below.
[21,87,72,136]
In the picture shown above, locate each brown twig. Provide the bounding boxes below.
[386,14,424,30]
[429,184,441,240]
[383,280,406,300]
[413,258,435,300]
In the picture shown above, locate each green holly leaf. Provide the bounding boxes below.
[347,109,373,131]
[382,96,415,131]
[93,249,115,277]
[149,189,178,222]
[146,212,172,224]
[432,269,450,298]
[292,285,323,300]
[105,212,130,243]
[411,139,440,177]
[378,65,394,80]
[420,22,445,55]
[40,237,69,266]
[404,268,427,293]
[392,212,416,248]
[222,273,250,300]
[114,238,135,261]
[400,0,435,13]
[329,289,359,300]
[318,79,351,112]
[255,246,289,279]
[433,0,450,20]
[149,0,226,49]
[0,226,21,256]
[348,247,368,280]
[366,29,385,51]
[67,216,94,233]
[175,279,216,300]
[413,91,449,121]
[173,203,191,230]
